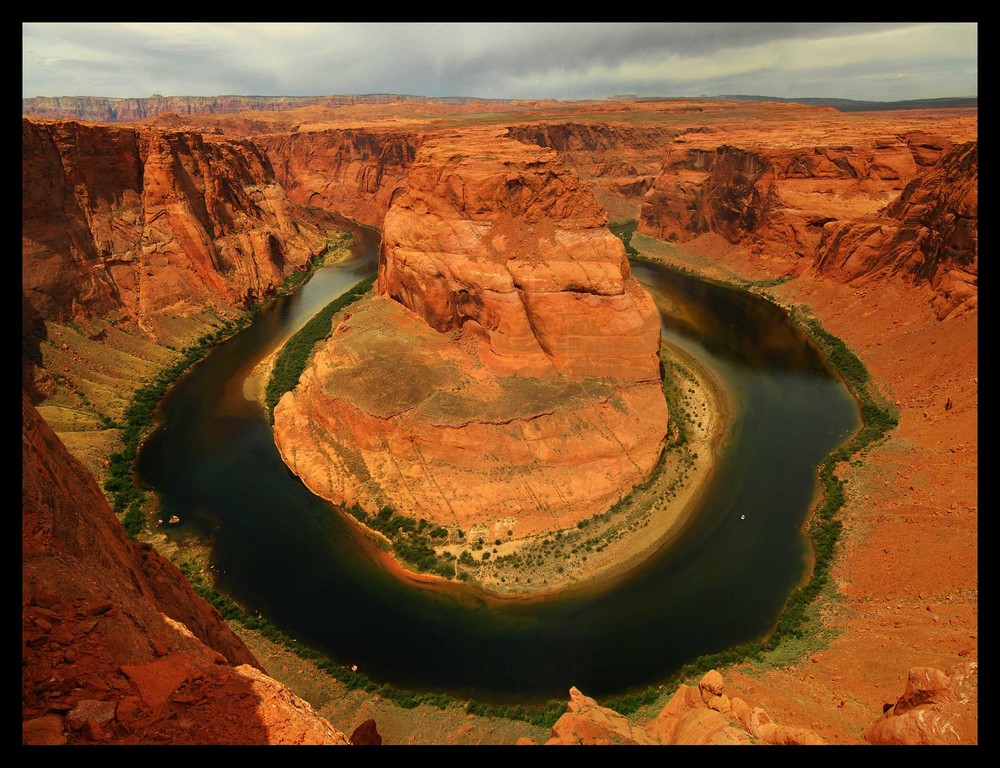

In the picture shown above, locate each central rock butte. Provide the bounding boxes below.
[273,130,667,537]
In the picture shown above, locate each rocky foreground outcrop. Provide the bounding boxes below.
[274,130,666,535]
[22,118,327,340]
[22,392,348,745]
[864,664,978,745]
[814,142,977,319]
[527,671,824,745]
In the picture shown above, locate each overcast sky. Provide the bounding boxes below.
[22,22,977,102]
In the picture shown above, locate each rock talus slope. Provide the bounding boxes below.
[274,131,666,535]
[22,392,348,745]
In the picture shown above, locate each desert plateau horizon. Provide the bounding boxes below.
[23,20,976,748]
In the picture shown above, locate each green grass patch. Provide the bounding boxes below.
[265,274,376,419]
[345,503,457,579]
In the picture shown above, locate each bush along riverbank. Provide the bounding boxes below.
[264,273,376,420]
[103,233,355,539]
[600,236,899,719]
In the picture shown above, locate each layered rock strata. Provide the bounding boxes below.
[22,393,348,745]
[22,118,327,339]
[274,131,666,535]
[814,142,977,319]
[505,122,680,222]
[637,130,976,316]
[638,135,933,258]
[261,129,421,227]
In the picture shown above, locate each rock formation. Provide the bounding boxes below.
[273,130,666,535]
[814,142,977,319]
[536,671,824,745]
[261,129,421,227]
[22,392,348,745]
[505,122,679,221]
[637,129,976,317]
[864,664,978,744]
[639,136,928,258]
[22,118,327,340]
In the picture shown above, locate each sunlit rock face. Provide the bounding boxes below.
[21,394,348,745]
[22,117,326,336]
[814,141,977,319]
[274,130,667,535]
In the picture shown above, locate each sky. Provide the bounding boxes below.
[22,22,978,102]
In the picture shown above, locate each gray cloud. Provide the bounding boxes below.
[22,22,977,101]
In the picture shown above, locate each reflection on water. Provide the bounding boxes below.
[138,219,858,701]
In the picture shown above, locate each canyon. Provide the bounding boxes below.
[22,96,976,744]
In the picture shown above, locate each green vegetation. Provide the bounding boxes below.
[265,274,376,419]
[465,698,566,729]
[277,232,356,296]
[101,230,357,540]
[345,503,456,578]
[614,227,641,259]
[102,315,253,537]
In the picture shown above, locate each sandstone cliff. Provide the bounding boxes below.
[638,135,930,258]
[814,142,977,319]
[261,128,421,227]
[22,393,348,745]
[505,122,679,222]
[273,130,666,537]
[637,128,976,316]
[23,118,328,340]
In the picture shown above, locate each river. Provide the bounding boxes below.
[137,216,858,702]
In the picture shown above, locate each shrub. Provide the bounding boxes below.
[265,274,376,419]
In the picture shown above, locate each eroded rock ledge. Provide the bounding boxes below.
[274,130,667,537]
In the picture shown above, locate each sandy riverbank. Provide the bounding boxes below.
[464,338,730,600]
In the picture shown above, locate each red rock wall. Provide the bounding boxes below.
[22,118,327,335]
[636,130,975,316]
[260,128,421,227]
[814,142,977,319]
[379,130,662,380]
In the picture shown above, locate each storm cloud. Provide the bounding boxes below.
[22,22,977,101]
